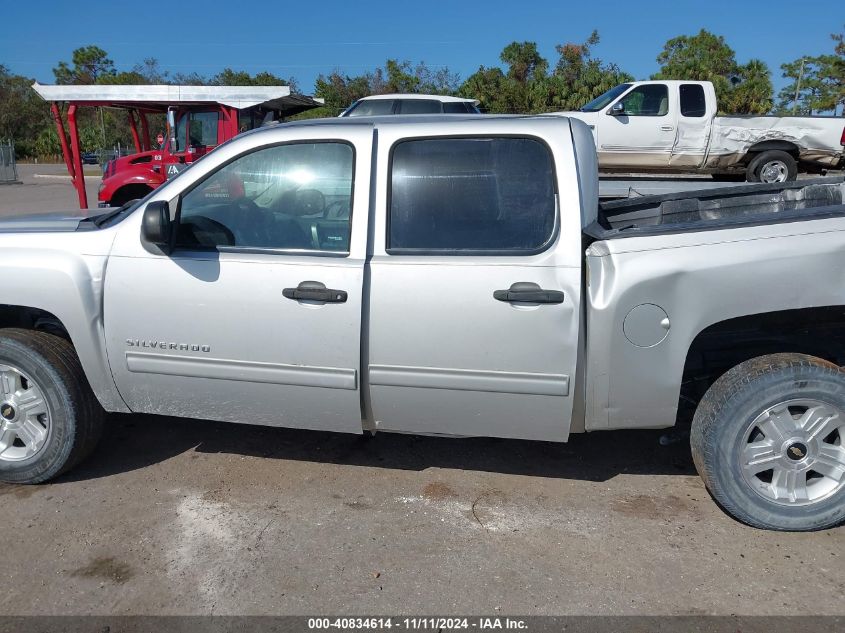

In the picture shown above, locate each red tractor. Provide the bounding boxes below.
[33,83,323,208]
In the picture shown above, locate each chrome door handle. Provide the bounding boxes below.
[660,125,675,131]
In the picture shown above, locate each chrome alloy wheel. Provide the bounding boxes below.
[0,364,50,462]
[758,160,789,183]
[740,399,845,506]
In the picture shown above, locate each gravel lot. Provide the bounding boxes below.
[0,166,842,616]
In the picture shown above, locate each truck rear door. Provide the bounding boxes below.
[670,83,714,168]
[364,119,583,441]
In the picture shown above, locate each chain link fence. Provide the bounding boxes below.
[91,144,138,173]
[0,140,18,184]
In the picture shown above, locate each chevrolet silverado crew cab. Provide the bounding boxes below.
[556,80,845,182]
[1,115,844,531]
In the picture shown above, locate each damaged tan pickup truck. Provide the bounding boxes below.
[557,80,845,183]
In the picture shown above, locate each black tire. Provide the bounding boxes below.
[745,150,798,183]
[691,353,845,531]
[0,329,104,484]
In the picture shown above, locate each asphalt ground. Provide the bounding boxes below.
[0,163,102,216]
[0,165,842,617]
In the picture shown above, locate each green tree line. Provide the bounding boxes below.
[1,27,843,160]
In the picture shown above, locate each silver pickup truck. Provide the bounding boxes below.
[1,116,844,531]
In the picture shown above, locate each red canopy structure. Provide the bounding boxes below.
[32,83,323,208]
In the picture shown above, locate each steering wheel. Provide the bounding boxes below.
[323,199,351,220]
[295,189,326,216]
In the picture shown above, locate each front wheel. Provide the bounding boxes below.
[0,329,103,484]
[691,353,845,531]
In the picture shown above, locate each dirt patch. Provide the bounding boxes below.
[611,494,697,520]
[0,484,39,500]
[70,556,134,584]
[343,500,372,510]
[422,481,457,501]
[201,487,231,503]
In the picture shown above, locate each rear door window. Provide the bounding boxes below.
[388,137,556,254]
[443,102,473,114]
[396,100,442,114]
[680,84,707,117]
[189,111,220,147]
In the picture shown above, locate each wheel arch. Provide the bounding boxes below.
[679,306,845,421]
[110,183,154,207]
[745,140,801,159]
[0,301,128,414]
[0,246,131,415]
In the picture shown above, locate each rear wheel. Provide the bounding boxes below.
[746,150,797,183]
[691,353,845,531]
[0,329,103,484]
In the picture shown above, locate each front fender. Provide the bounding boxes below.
[99,166,164,203]
[0,233,129,413]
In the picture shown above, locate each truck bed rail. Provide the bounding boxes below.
[586,177,845,240]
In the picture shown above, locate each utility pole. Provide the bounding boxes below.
[792,58,806,115]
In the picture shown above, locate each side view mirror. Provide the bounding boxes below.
[141,200,173,253]
[609,102,625,116]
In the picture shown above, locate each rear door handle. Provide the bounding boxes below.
[494,282,564,304]
[660,125,675,131]
[283,281,347,303]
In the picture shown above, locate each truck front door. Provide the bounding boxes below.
[598,83,676,169]
[104,125,372,432]
[364,122,583,441]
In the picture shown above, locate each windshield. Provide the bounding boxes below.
[343,99,395,117]
[580,84,632,112]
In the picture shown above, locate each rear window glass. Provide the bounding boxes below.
[397,100,442,114]
[189,111,219,146]
[443,102,472,114]
[388,137,556,254]
[680,84,707,117]
[345,99,395,116]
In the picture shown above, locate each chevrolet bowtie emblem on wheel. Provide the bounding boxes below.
[1,405,13,419]
[788,444,807,460]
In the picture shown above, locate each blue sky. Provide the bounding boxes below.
[2,1,841,97]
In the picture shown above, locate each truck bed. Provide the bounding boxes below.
[586,177,845,240]
[711,114,845,169]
